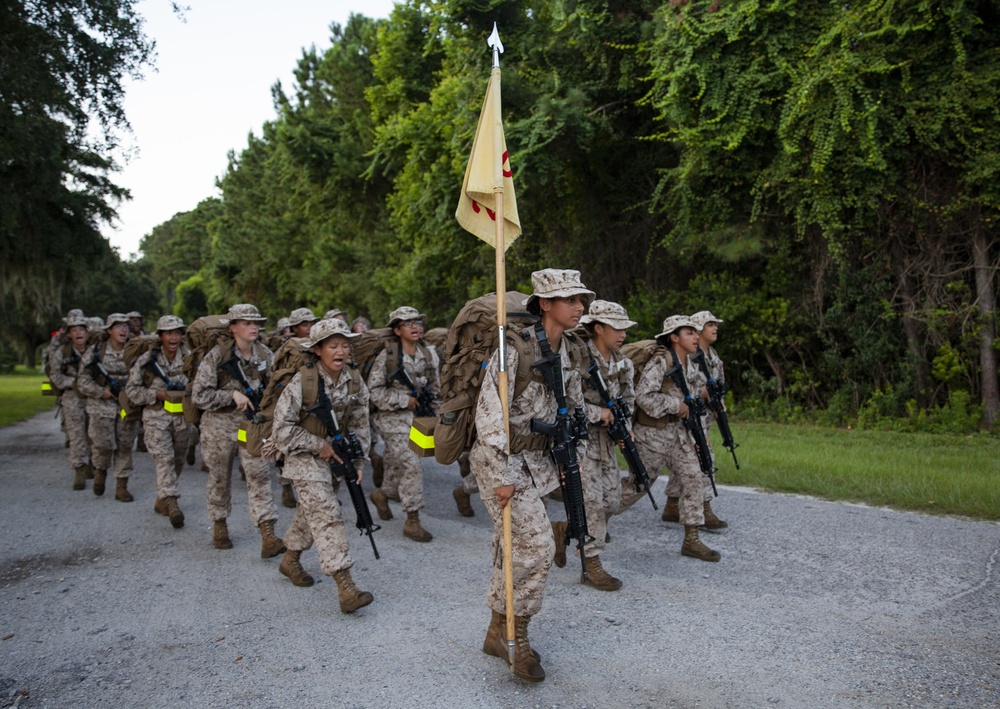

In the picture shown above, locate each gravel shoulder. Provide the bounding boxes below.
[1,412,998,708]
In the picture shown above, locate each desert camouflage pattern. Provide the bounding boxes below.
[126,348,190,499]
[49,343,90,469]
[282,479,354,575]
[76,342,137,477]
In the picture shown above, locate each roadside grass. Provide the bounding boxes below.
[0,366,58,427]
[709,423,1000,521]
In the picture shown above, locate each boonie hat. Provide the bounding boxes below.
[305,318,360,348]
[580,300,637,330]
[155,315,186,333]
[275,317,291,331]
[88,317,105,332]
[523,269,595,313]
[656,314,697,340]
[690,310,724,331]
[387,306,426,328]
[323,308,349,321]
[63,308,85,324]
[126,311,142,319]
[104,313,131,330]
[287,307,319,327]
[222,303,267,324]
[64,313,89,329]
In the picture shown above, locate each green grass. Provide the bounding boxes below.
[709,422,1000,520]
[0,366,58,427]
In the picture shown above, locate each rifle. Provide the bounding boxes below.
[306,375,381,559]
[528,323,593,580]
[85,345,122,398]
[142,350,186,391]
[388,363,437,418]
[692,347,739,469]
[665,348,718,497]
[218,350,265,421]
[585,357,657,510]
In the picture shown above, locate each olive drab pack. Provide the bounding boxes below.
[181,314,230,425]
[348,326,432,384]
[619,338,672,427]
[433,291,539,465]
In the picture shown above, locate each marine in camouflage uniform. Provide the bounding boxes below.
[75,313,139,500]
[272,318,374,614]
[472,268,593,683]
[49,313,92,489]
[368,306,440,542]
[622,315,721,562]
[125,315,190,529]
[277,307,320,509]
[191,303,283,556]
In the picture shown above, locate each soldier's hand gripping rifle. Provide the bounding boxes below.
[388,363,437,417]
[665,349,718,497]
[586,358,657,510]
[86,347,122,398]
[306,377,381,559]
[142,351,186,391]
[218,352,265,421]
[692,347,739,469]
[528,323,594,581]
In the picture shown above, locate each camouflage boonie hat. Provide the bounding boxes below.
[387,306,426,328]
[221,303,267,324]
[88,316,105,332]
[323,308,349,321]
[656,314,698,340]
[275,317,291,331]
[690,310,724,331]
[350,316,371,333]
[305,318,360,348]
[287,307,319,328]
[104,313,131,330]
[580,300,637,330]
[64,313,89,329]
[63,308,85,324]
[523,269,595,312]
[126,311,142,319]
[155,315,186,333]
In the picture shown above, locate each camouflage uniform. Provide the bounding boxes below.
[622,351,707,525]
[76,342,138,478]
[49,341,90,470]
[191,341,278,526]
[471,329,585,617]
[368,344,440,513]
[273,368,371,575]
[125,348,189,500]
[581,340,635,553]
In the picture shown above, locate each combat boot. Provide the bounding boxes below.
[551,521,567,568]
[92,469,107,497]
[369,488,393,521]
[333,569,373,614]
[512,616,545,682]
[582,555,623,591]
[279,550,314,587]
[258,519,286,558]
[164,497,184,528]
[483,610,541,662]
[85,464,94,480]
[453,485,474,517]
[213,519,233,550]
[72,465,88,491]
[403,511,433,542]
[281,483,297,509]
[154,497,168,516]
[115,477,133,503]
[371,451,385,488]
[702,500,728,530]
[661,496,679,523]
[682,525,721,562]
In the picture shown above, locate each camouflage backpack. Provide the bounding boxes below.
[180,315,230,424]
[619,339,672,427]
[348,326,432,384]
[118,333,161,421]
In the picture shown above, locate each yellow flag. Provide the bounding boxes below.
[455,67,521,250]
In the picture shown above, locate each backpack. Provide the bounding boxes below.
[43,334,77,394]
[180,315,231,425]
[349,327,433,384]
[118,333,161,420]
[619,339,673,427]
[433,291,539,465]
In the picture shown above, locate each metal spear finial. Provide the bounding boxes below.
[488,22,504,68]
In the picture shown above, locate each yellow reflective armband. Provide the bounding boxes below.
[164,399,184,414]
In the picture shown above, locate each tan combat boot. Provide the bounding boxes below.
[551,521,567,568]
[115,477,133,502]
[511,616,545,682]
[333,569,373,614]
[702,500,728,530]
[682,525,721,562]
[369,488,393,520]
[72,466,88,491]
[582,555,623,591]
[483,610,541,662]
[279,550,315,587]
[661,496,679,522]
[453,485,474,517]
[370,451,385,488]
[92,469,107,496]
[281,483,297,509]
[258,519,286,558]
[213,519,233,549]
[164,497,184,528]
[403,511,433,542]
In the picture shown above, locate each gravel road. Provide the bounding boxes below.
[0,412,997,708]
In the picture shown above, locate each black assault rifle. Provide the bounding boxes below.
[665,348,718,497]
[691,347,739,469]
[306,377,381,559]
[388,363,437,418]
[142,351,186,391]
[218,351,265,421]
[586,358,657,510]
[528,323,593,580]
[86,346,122,398]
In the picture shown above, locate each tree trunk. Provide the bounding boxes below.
[972,229,998,428]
